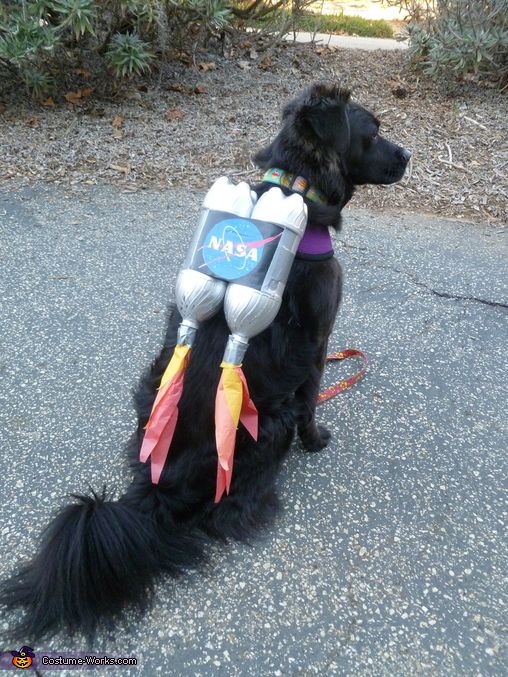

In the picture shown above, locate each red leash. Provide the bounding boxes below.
[317,349,368,403]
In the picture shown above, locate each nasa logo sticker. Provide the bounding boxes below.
[201,218,265,281]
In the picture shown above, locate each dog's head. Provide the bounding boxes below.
[345,100,410,186]
[254,83,410,207]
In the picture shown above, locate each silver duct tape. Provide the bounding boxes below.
[176,269,227,324]
[223,334,249,365]
[177,320,198,346]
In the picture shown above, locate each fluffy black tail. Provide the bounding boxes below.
[0,488,204,641]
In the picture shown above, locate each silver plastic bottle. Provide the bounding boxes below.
[175,177,257,346]
[222,188,308,365]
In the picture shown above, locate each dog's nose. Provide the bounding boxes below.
[398,148,411,164]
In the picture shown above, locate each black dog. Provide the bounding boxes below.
[1,83,410,640]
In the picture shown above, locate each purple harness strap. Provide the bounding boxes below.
[296,224,334,260]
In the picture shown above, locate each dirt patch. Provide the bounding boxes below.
[0,39,506,224]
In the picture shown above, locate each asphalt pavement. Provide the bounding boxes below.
[0,183,506,675]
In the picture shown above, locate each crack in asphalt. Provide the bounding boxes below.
[389,266,508,310]
[412,284,508,310]
[338,241,507,311]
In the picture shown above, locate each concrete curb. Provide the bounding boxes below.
[286,31,408,51]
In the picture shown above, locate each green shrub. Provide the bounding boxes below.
[242,1,393,39]
[106,31,153,77]
[383,0,508,84]
[291,12,393,38]
[167,0,232,32]
[0,1,154,94]
[0,0,232,96]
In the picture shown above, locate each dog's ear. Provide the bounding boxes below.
[299,84,351,154]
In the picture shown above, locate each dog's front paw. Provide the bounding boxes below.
[300,424,332,453]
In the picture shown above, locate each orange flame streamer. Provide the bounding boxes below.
[214,361,258,503]
[140,344,191,483]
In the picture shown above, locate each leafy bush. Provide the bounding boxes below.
[284,11,393,38]
[0,0,232,96]
[0,0,155,95]
[383,0,508,84]
[167,0,232,32]
[238,1,392,38]
[232,0,285,21]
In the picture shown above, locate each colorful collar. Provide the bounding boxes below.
[262,168,328,205]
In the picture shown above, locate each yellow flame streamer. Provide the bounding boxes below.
[214,361,258,502]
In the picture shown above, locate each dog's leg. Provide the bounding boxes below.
[295,340,331,453]
[291,257,342,453]
[199,423,294,541]
[201,485,280,542]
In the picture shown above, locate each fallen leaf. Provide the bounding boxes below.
[198,62,216,71]
[168,82,194,95]
[249,49,258,60]
[75,68,91,79]
[64,88,93,104]
[110,163,130,174]
[258,56,273,71]
[237,60,250,70]
[168,82,189,94]
[112,128,124,140]
[111,115,124,128]
[314,45,337,56]
[41,96,55,107]
[165,108,185,121]
[27,115,39,128]
[173,50,192,65]
[168,82,207,96]
[388,80,409,98]
[64,90,82,104]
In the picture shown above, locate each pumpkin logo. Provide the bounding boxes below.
[11,646,34,669]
